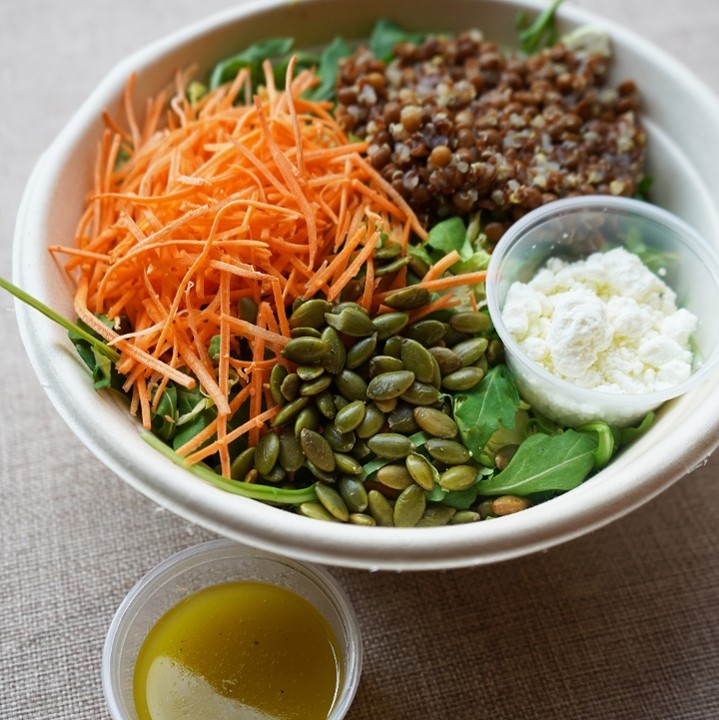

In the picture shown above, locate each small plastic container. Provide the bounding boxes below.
[102,539,363,720]
[486,195,719,427]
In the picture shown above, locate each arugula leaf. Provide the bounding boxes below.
[151,385,178,442]
[477,429,598,496]
[369,18,425,61]
[427,217,468,256]
[209,37,295,90]
[453,365,521,458]
[304,36,352,101]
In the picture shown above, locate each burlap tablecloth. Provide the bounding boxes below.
[2,1,718,717]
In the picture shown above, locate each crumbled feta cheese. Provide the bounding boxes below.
[502,247,697,395]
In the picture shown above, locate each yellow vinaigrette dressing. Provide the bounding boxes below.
[133,582,342,720]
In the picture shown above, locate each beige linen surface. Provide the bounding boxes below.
[1,1,718,718]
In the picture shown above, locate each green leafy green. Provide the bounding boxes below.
[209,37,295,90]
[576,420,617,469]
[369,18,425,61]
[453,365,521,459]
[477,429,598,496]
[619,411,655,446]
[516,0,564,55]
[304,36,353,101]
[151,385,178,442]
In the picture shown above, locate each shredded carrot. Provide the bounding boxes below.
[422,250,461,281]
[52,60,426,478]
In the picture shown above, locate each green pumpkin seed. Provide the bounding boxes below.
[450,510,481,524]
[495,444,520,470]
[441,366,485,391]
[294,405,320,437]
[290,327,322,339]
[375,256,410,276]
[238,296,259,324]
[407,253,430,277]
[387,404,419,434]
[333,395,349,411]
[393,485,426,528]
[383,335,403,357]
[376,464,414,490]
[315,390,337,420]
[449,311,490,335]
[368,355,404,377]
[230,447,256,482]
[334,452,363,476]
[272,396,310,426]
[416,504,456,527]
[355,404,386,439]
[315,483,350,521]
[400,339,436,384]
[306,460,336,483]
[345,333,378,369]
[350,439,372,461]
[426,439,472,465]
[399,381,440,406]
[330,301,364,315]
[262,465,286,484]
[298,502,338,522]
[348,513,377,526]
[452,337,489,367]
[384,285,431,311]
[340,279,363,302]
[269,364,288,406]
[299,374,332,397]
[372,311,409,340]
[487,339,504,365]
[367,490,394,526]
[405,452,438,491]
[323,424,356,453]
[367,433,414,459]
[255,431,280,476]
[325,306,374,337]
[442,326,467,347]
[439,464,478,491]
[280,372,300,402]
[335,369,368,402]
[491,495,531,515]
[334,400,366,433]
[413,407,458,439]
[372,398,397,414]
[289,298,332,329]
[338,477,369,513]
[321,326,346,375]
[300,429,336,472]
[278,430,304,472]
[404,319,446,345]
[297,365,324,381]
[366,370,415,401]
[281,336,329,364]
[429,346,462,376]
[373,241,402,260]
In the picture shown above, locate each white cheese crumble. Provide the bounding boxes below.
[502,247,697,395]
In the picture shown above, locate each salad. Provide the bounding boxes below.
[3,4,658,527]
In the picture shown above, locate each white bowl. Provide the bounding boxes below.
[13,0,719,570]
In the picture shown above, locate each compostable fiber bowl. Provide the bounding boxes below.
[102,539,362,720]
[13,0,719,570]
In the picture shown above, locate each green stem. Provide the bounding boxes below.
[143,433,318,505]
[576,421,615,469]
[518,0,565,54]
[0,275,120,363]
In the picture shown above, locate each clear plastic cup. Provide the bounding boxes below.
[486,195,719,427]
[102,539,363,720]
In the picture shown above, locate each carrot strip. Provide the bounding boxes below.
[423,250,462,281]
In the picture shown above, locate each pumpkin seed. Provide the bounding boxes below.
[238,297,259,324]
[426,438,472,465]
[452,337,489,367]
[306,460,336,483]
[334,452,363,476]
[404,319,446,345]
[407,253,430,277]
[373,241,402,260]
[297,365,324,381]
[399,381,440,406]
[315,390,337,420]
[486,339,504,365]
[324,306,374,337]
[355,403,386,439]
[262,465,286,484]
[372,397,397,414]
[299,374,332,397]
[372,311,409,340]
[376,464,414,490]
[495,444,519,470]
[280,372,300,402]
[348,513,377,526]
[334,400,366,433]
[441,366,485,391]
[230,447,256,482]
[375,256,410,276]
[346,333,378,369]
[321,326,346,374]
[340,280,363,302]
[255,431,280,476]
[413,407,458,439]
[300,429,336,472]
[450,510,481,524]
[384,285,431,310]
[350,439,372,461]
[416,504,456,527]
[439,464,478,491]
[278,429,304,472]
[367,433,414,459]
[368,355,404,376]
[335,369,368,401]
[383,335,403,357]
[491,495,531,515]
[269,364,288,406]
[449,311,490,335]
[477,499,495,519]
[298,502,338,522]
[289,298,332,329]
[400,338,435,383]
[387,403,419,434]
[366,370,415,401]
[429,346,462,376]
[323,424,356,453]
[338,477,369,513]
[315,483,350,522]
[405,452,438,491]
[393,485,426,527]
[290,327,322,339]
[281,336,329,364]
[272,396,310,426]
[367,490,394,526]
[294,405,320,437]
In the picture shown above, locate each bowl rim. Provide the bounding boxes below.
[12,0,719,570]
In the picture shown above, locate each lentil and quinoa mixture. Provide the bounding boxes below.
[335,30,646,234]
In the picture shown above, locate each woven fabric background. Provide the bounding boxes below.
[2,1,718,718]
